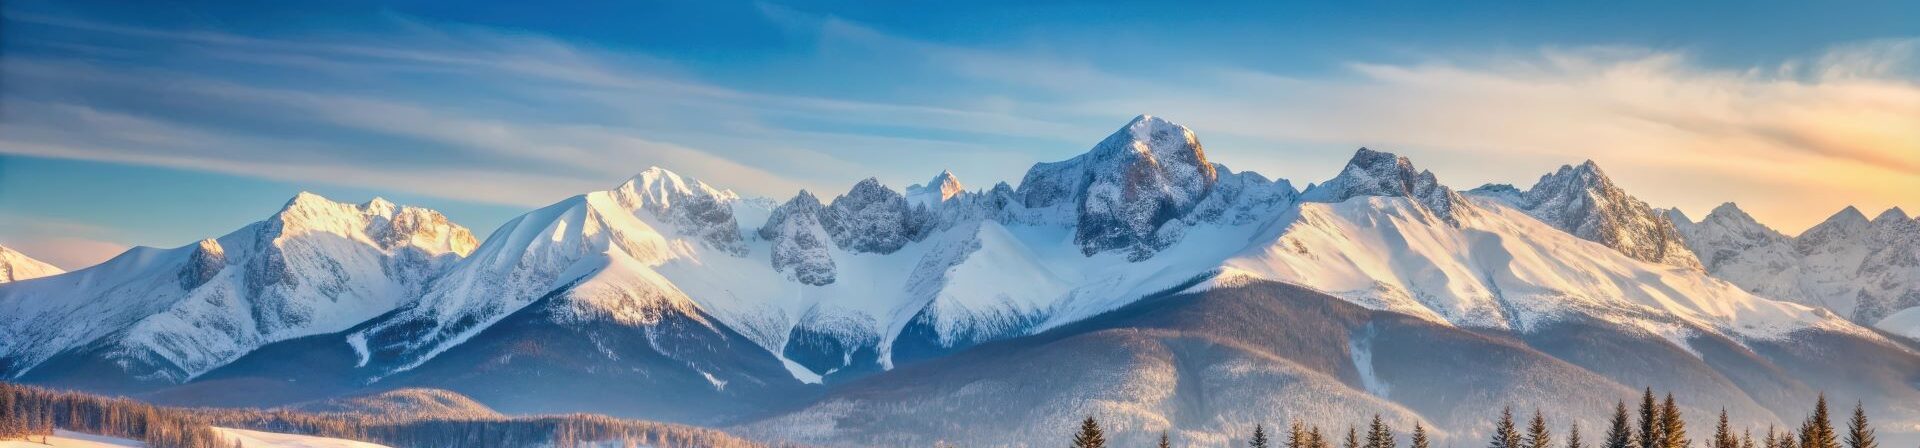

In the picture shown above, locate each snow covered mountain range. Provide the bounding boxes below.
[1668,203,1920,335]
[2,115,1917,446]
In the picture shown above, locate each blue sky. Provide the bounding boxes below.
[3,1,1918,269]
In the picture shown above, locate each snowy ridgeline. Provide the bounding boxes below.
[0,113,1896,393]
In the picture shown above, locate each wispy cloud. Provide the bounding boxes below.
[3,6,1915,236]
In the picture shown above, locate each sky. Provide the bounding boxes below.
[1,1,1917,269]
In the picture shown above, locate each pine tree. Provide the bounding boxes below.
[1527,411,1554,448]
[1492,407,1523,448]
[1715,409,1736,448]
[1346,426,1360,448]
[1606,401,1635,448]
[1290,421,1308,448]
[1569,424,1585,448]
[1254,424,1272,448]
[1743,430,1755,448]
[1072,417,1106,448]
[1843,402,1873,448]
[1801,395,1837,448]
[1311,426,1328,448]
[1412,423,1431,448]
[1368,415,1396,448]
[1161,431,1173,448]
[1660,394,1688,448]
[1639,389,1664,448]
[1764,427,1778,448]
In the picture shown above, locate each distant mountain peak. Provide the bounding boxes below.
[907,170,967,207]
[0,245,65,283]
[1304,147,1463,225]
[1873,207,1910,224]
[1499,159,1703,269]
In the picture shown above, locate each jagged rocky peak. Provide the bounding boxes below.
[1872,207,1912,226]
[177,238,227,290]
[1016,114,1219,260]
[824,178,929,254]
[1503,160,1702,269]
[761,190,837,286]
[1798,206,1871,248]
[272,191,477,256]
[906,170,967,207]
[1304,147,1464,225]
[610,166,748,255]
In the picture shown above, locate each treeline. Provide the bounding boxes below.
[1070,388,1881,448]
[0,382,235,447]
[0,382,769,448]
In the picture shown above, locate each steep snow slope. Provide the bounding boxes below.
[1218,196,1853,341]
[0,193,474,385]
[0,246,64,283]
[1671,204,1920,324]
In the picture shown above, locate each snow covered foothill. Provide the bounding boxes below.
[212,427,393,448]
[0,430,143,448]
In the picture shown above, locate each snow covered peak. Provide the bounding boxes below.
[268,191,478,256]
[1802,206,1870,240]
[0,245,64,283]
[1303,147,1464,225]
[614,166,738,210]
[605,167,749,255]
[906,170,967,207]
[1872,207,1911,225]
[1014,114,1218,259]
[1503,160,1702,269]
[0,193,479,383]
[1707,202,1750,222]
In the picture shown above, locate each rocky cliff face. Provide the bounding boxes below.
[1497,161,1702,269]
[1302,147,1465,225]
[1016,115,1220,260]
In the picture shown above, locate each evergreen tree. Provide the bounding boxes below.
[1660,394,1688,448]
[1491,407,1523,448]
[1311,426,1328,448]
[1743,430,1755,448]
[1569,424,1585,448]
[1605,401,1634,448]
[1639,389,1664,448]
[1843,402,1873,448]
[1527,411,1554,448]
[1161,431,1173,448]
[1346,426,1360,448]
[1290,421,1308,448]
[1801,395,1837,448]
[1253,424,1272,448]
[1714,409,1736,448]
[1368,415,1396,448]
[1072,417,1106,448]
[1763,427,1778,448]
[1412,423,1431,448]
[1782,431,1799,448]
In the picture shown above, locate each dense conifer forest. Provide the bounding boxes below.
[0,382,767,447]
[1066,388,1885,448]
